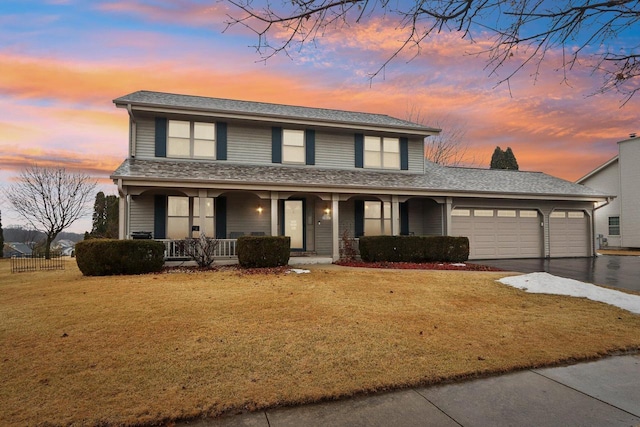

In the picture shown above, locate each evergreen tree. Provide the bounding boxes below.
[490,146,519,170]
[504,147,519,170]
[490,146,506,169]
[90,192,119,238]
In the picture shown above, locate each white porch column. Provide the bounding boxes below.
[271,191,279,236]
[332,194,340,261]
[117,179,128,239]
[444,197,453,236]
[198,189,208,236]
[119,194,128,239]
[391,195,400,236]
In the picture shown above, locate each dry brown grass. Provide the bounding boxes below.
[1,259,639,426]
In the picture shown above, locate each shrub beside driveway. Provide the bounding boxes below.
[1,259,639,426]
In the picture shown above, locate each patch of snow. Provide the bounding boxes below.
[288,268,311,274]
[451,263,467,267]
[498,272,640,315]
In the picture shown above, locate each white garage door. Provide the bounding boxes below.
[549,211,590,257]
[452,208,543,259]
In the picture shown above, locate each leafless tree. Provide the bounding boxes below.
[225,0,640,104]
[407,105,478,167]
[5,165,96,258]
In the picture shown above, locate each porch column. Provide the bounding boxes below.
[117,179,128,239]
[119,194,129,239]
[271,192,279,236]
[391,195,400,236]
[332,194,340,261]
[444,197,452,236]
[198,189,208,236]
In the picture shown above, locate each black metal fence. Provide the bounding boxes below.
[10,254,65,273]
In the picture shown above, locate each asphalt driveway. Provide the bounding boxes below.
[479,255,640,293]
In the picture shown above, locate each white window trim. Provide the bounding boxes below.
[167,120,216,159]
[364,136,400,170]
[282,129,306,164]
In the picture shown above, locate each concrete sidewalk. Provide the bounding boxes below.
[178,354,640,427]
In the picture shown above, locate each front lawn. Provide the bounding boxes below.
[1,259,639,426]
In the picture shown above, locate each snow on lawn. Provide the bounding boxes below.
[498,272,640,315]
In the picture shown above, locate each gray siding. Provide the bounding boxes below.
[132,113,426,174]
[227,125,272,164]
[130,195,154,235]
[619,140,640,247]
[224,192,271,238]
[407,138,425,173]
[406,198,443,236]
[315,132,355,169]
[580,161,621,248]
[135,116,155,159]
[314,199,332,255]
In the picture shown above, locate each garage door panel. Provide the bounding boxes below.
[550,212,589,257]
[452,209,543,260]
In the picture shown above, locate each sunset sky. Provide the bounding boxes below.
[1,0,639,233]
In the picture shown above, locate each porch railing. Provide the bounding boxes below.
[158,239,238,260]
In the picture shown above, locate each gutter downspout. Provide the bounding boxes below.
[126,104,136,158]
[592,196,614,256]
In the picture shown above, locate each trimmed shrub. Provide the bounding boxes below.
[237,236,290,268]
[75,239,165,276]
[359,235,469,263]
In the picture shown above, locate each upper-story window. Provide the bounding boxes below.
[364,136,400,169]
[282,129,305,164]
[168,120,216,159]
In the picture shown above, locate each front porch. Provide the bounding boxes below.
[120,188,447,262]
[159,238,334,265]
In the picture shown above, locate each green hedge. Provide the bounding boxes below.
[237,236,290,268]
[359,236,469,263]
[75,239,165,276]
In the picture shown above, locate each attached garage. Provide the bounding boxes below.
[451,208,543,259]
[549,210,590,257]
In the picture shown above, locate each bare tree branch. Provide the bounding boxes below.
[224,0,640,104]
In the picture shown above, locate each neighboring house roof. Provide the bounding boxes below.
[575,156,619,184]
[114,90,439,136]
[3,242,33,256]
[112,158,609,201]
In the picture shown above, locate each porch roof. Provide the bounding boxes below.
[114,91,439,136]
[112,158,610,201]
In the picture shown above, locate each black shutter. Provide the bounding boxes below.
[400,202,409,235]
[216,122,227,160]
[155,118,167,158]
[354,133,364,168]
[153,195,167,239]
[355,200,364,237]
[400,137,409,170]
[305,129,315,165]
[215,196,227,239]
[272,127,282,163]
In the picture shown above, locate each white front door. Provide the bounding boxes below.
[284,200,304,250]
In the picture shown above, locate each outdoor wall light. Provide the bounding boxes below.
[322,207,331,220]
[257,206,263,214]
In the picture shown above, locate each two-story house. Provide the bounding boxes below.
[577,135,640,249]
[111,91,609,261]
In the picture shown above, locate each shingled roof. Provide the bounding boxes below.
[114,90,438,134]
[112,158,608,200]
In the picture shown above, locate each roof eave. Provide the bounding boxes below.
[113,101,439,137]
